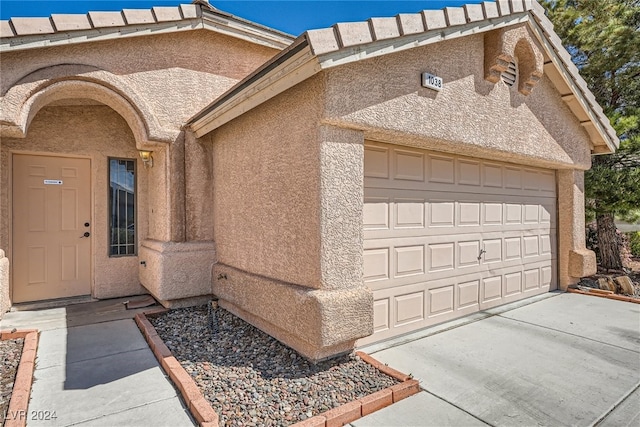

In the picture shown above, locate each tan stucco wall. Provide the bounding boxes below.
[185,132,215,242]
[322,33,592,171]
[318,125,366,290]
[317,32,596,293]
[215,264,372,361]
[0,250,9,318]
[558,170,596,288]
[209,75,373,359]
[1,30,279,134]
[207,28,597,358]
[212,75,325,288]
[139,239,216,302]
[0,29,279,306]
[1,105,147,299]
[145,148,170,242]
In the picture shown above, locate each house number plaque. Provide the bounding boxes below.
[421,72,443,91]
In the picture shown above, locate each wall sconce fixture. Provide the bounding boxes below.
[138,150,153,168]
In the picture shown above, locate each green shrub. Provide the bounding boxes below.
[629,231,640,257]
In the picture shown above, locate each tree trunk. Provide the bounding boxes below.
[596,212,622,270]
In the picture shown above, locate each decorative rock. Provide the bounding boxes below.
[0,338,24,419]
[614,276,635,295]
[578,277,598,289]
[598,277,617,292]
[149,306,400,426]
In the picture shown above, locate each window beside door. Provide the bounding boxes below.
[109,158,136,256]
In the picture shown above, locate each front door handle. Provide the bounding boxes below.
[80,232,90,238]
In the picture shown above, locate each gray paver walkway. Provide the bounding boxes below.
[1,298,194,427]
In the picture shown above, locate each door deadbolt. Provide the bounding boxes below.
[84,222,90,227]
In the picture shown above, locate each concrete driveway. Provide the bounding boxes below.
[354,293,640,426]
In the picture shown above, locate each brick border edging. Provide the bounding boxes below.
[1,329,39,427]
[135,311,420,427]
[291,352,420,427]
[567,288,640,304]
[135,310,220,427]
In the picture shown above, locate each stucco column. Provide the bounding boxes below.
[319,125,365,289]
[557,169,596,289]
[184,131,214,241]
[0,249,9,318]
[0,135,6,318]
[168,132,186,243]
[138,132,216,307]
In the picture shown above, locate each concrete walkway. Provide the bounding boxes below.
[3,293,638,426]
[1,298,194,427]
[354,292,640,426]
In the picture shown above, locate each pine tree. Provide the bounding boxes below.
[543,0,640,270]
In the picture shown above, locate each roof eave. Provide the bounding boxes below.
[526,9,619,154]
[0,4,294,53]
[201,8,293,43]
[200,9,293,49]
[0,18,204,52]
[186,12,533,137]
[187,38,317,138]
[189,9,619,155]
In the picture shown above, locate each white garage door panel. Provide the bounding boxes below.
[363,233,556,290]
[361,142,557,345]
[364,191,556,238]
[367,260,557,342]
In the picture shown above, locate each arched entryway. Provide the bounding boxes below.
[1,73,168,303]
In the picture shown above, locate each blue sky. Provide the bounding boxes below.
[0,0,484,35]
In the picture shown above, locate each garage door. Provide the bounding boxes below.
[361,142,557,344]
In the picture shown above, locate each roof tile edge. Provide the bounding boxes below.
[300,0,617,150]
[527,3,619,148]
[304,0,532,56]
[0,2,293,44]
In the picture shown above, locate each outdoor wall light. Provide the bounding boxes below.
[138,150,153,168]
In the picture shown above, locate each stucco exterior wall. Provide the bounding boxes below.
[318,125,365,290]
[323,33,592,171]
[0,250,9,318]
[206,27,600,358]
[185,132,215,242]
[0,28,280,307]
[0,30,279,133]
[145,148,170,242]
[1,105,147,299]
[210,75,373,359]
[558,170,596,288]
[212,75,325,288]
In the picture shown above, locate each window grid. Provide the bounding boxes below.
[109,158,136,256]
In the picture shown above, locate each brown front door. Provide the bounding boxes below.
[12,154,91,303]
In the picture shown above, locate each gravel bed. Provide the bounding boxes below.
[149,305,400,426]
[1,338,24,421]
